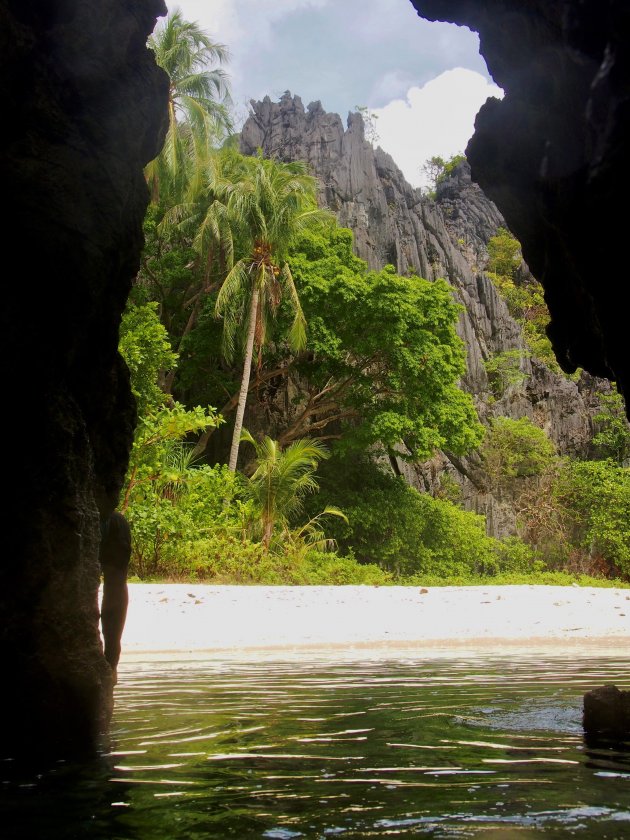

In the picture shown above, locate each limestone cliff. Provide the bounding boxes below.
[411,0,630,415]
[241,92,610,536]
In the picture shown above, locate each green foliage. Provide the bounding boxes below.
[440,153,466,180]
[159,533,390,585]
[285,507,349,556]
[126,457,236,579]
[135,206,205,353]
[286,225,483,459]
[211,151,325,363]
[189,149,330,469]
[592,389,630,465]
[481,416,556,486]
[435,472,462,503]
[307,455,536,578]
[353,105,380,144]
[421,156,447,194]
[552,459,630,577]
[400,571,627,588]
[486,228,559,371]
[240,430,343,549]
[421,153,465,197]
[118,299,229,576]
[131,16,630,590]
[301,550,389,585]
[122,407,226,577]
[487,227,521,278]
[146,10,233,203]
[139,159,482,468]
[119,300,178,415]
[483,349,529,396]
[492,536,544,574]
[516,457,630,580]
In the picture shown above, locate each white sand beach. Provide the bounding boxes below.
[116,584,630,659]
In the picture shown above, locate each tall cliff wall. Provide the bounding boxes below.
[241,92,609,536]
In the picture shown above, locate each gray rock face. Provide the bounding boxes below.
[241,93,610,536]
[0,0,168,758]
[411,0,630,416]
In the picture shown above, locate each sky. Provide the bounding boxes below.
[162,0,503,189]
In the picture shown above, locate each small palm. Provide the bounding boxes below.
[241,430,331,549]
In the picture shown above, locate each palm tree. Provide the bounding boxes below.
[156,146,240,388]
[146,9,232,203]
[214,152,330,471]
[241,430,345,550]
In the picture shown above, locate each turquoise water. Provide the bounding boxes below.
[3,653,630,838]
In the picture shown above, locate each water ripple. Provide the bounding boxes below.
[3,653,630,839]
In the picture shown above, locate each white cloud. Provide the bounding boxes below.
[164,0,333,114]
[164,1,494,123]
[372,68,503,189]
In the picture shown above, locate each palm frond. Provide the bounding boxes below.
[215,260,252,361]
[290,507,348,553]
[280,263,307,351]
[194,199,234,269]
[242,434,331,542]
[146,10,233,203]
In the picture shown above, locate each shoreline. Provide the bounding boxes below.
[116,583,630,660]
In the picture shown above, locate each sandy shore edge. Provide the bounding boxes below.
[114,584,630,659]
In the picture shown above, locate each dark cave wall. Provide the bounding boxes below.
[0,0,168,756]
[411,0,630,412]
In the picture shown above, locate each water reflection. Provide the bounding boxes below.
[2,653,629,838]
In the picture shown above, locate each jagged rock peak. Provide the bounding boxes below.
[240,92,612,540]
[243,92,436,274]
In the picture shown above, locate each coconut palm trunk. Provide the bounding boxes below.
[228,287,259,471]
[262,514,274,550]
[212,154,326,472]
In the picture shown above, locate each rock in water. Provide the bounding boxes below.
[583,684,630,738]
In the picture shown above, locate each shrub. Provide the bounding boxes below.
[153,533,391,585]
[306,454,535,578]
[484,350,529,396]
[553,459,630,578]
[481,416,556,488]
[591,390,630,465]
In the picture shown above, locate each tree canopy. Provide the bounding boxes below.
[280,225,483,458]
[122,13,630,587]
[171,221,483,461]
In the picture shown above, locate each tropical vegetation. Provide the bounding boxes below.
[146,10,232,203]
[117,12,630,587]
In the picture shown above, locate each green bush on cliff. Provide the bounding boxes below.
[486,228,559,371]
[481,416,556,487]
